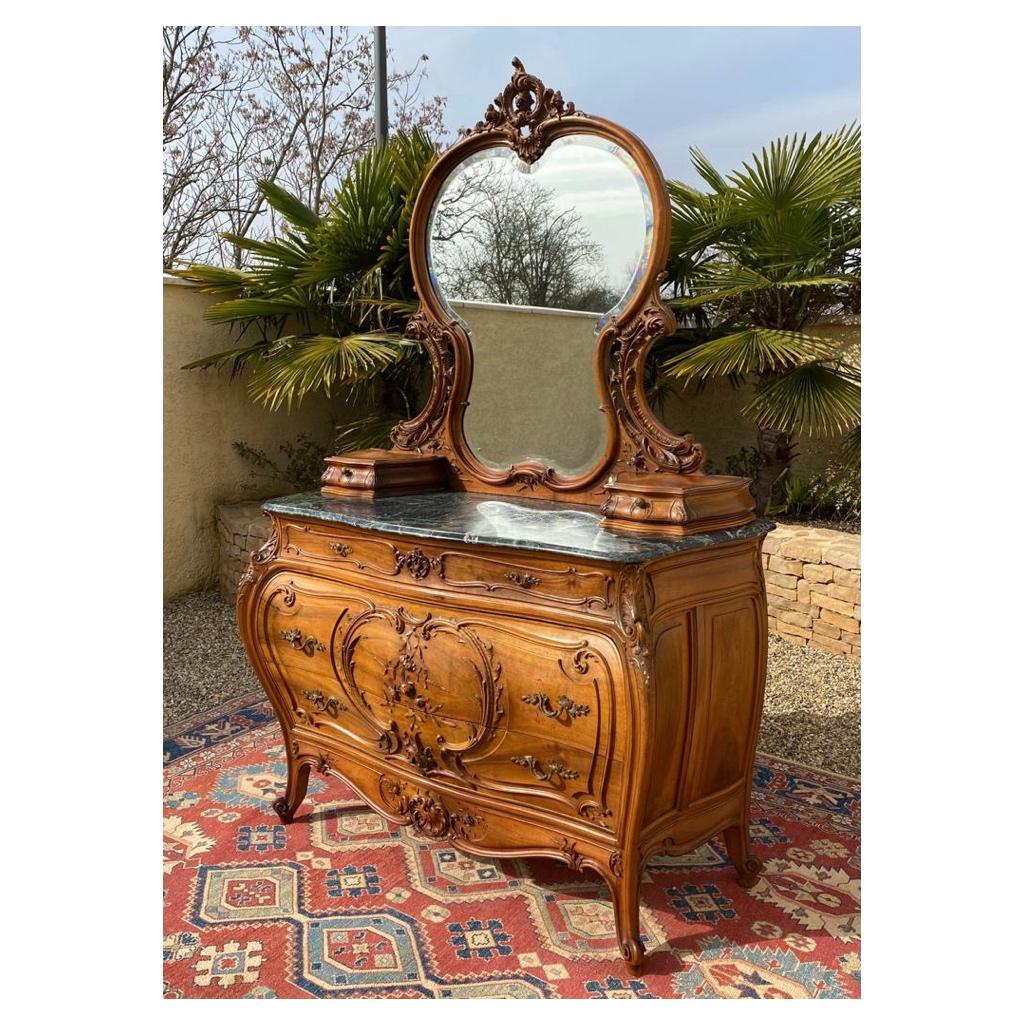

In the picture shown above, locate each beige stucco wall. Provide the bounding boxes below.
[163,278,341,598]
[453,301,606,474]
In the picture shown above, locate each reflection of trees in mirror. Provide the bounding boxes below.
[432,167,620,313]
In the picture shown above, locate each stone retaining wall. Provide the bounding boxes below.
[762,525,861,662]
[215,501,270,599]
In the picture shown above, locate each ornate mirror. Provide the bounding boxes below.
[323,59,754,536]
[427,137,651,476]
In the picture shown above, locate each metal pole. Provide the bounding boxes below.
[374,26,388,145]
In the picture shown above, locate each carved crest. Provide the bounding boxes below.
[464,57,583,163]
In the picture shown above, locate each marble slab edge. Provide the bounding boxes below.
[262,490,776,565]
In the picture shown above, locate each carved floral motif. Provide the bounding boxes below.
[394,547,439,580]
[464,57,583,164]
[560,837,584,872]
[379,776,484,841]
[616,566,653,689]
[237,524,279,598]
[336,606,504,780]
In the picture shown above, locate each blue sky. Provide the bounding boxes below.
[387,26,860,186]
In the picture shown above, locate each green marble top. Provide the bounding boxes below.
[264,490,774,565]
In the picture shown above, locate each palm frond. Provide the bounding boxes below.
[662,329,837,380]
[181,341,269,377]
[248,333,407,411]
[170,265,256,294]
[743,363,860,437]
[257,179,320,233]
[203,295,310,324]
[729,123,860,215]
[333,412,403,453]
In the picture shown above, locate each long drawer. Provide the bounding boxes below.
[278,519,616,616]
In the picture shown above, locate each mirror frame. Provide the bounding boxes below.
[390,58,706,504]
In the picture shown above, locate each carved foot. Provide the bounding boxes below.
[723,824,763,888]
[735,855,764,889]
[272,796,296,824]
[273,758,311,824]
[622,938,647,976]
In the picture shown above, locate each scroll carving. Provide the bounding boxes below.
[463,57,584,164]
[616,566,654,689]
[335,605,505,780]
[390,313,458,453]
[606,288,705,475]
[379,776,485,841]
[237,522,279,599]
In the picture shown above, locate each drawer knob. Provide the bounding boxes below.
[521,692,590,720]
[510,754,580,783]
[505,571,541,589]
[329,542,353,556]
[280,629,326,656]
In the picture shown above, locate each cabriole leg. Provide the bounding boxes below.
[272,754,310,824]
[724,823,763,888]
[608,859,646,975]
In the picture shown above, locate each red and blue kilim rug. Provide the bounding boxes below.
[163,694,861,998]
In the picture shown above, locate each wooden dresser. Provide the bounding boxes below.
[234,59,774,973]
[238,492,773,972]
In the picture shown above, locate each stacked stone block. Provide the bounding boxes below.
[762,525,861,662]
[215,501,271,599]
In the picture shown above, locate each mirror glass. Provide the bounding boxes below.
[428,136,653,476]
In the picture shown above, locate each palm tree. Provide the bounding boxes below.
[658,124,861,512]
[174,128,439,447]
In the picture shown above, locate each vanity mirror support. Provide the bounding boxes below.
[321,58,755,537]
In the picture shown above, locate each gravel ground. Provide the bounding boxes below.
[163,590,258,725]
[164,590,860,778]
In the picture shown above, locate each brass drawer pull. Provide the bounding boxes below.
[300,688,344,715]
[510,754,579,782]
[280,629,326,656]
[505,571,541,589]
[329,542,353,555]
[521,692,590,720]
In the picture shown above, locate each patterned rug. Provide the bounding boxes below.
[164,694,861,999]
